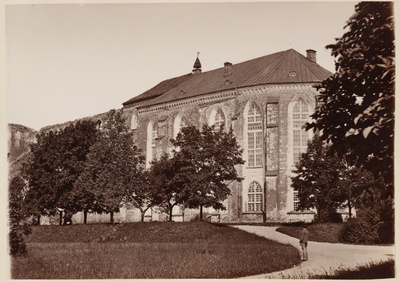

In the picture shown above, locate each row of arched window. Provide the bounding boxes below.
[142,97,312,211]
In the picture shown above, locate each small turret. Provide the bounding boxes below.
[192,52,202,74]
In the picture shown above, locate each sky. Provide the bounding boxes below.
[4,1,359,130]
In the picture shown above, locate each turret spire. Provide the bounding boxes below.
[192,52,202,74]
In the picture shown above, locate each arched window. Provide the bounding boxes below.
[151,122,158,161]
[146,121,158,168]
[292,99,309,164]
[248,181,263,212]
[247,103,262,167]
[180,116,189,128]
[173,114,190,139]
[214,108,225,128]
[130,114,138,130]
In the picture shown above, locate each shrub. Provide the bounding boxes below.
[338,208,383,244]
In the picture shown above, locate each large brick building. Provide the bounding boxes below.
[119,48,332,223]
[21,48,333,224]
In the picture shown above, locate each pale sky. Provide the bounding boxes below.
[5,1,359,130]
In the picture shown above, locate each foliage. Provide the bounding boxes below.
[170,124,244,219]
[308,2,394,193]
[339,200,394,245]
[74,110,144,223]
[22,120,99,218]
[147,154,190,221]
[9,176,31,256]
[127,170,156,222]
[291,136,345,221]
[307,2,394,242]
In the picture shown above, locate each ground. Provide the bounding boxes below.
[234,225,395,279]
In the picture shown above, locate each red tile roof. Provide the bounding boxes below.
[123,49,332,108]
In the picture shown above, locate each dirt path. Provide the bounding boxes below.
[234,225,395,279]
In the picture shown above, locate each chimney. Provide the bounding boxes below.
[223,62,233,77]
[306,49,316,63]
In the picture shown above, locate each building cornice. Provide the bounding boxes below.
[136,82,319,115]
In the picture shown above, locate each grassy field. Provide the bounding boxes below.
[12,222,300,279]
[310,259,395,279]
[276,223,342,243]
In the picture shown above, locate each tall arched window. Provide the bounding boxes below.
[214,108,225,128]
[146,121,158,168]
[247,103,262,167]
[151,122,158,161]
[248,181,263,212]
[292,99,309,164]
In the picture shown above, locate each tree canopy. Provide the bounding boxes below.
[23,120,99,217]
[292,135,379,221]
[308,2,394,192]
[74,109,144,223]
[170,124,244,219]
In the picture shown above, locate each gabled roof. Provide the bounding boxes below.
[123,49,332,108]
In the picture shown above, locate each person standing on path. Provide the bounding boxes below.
[299,224,309,261]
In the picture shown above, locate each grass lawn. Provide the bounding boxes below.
[276,223,342,243]
[310,259,395,279]
[12,222,300,279]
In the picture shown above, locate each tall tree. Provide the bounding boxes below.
[292,136,346,221]
[22,120,99,222]
[74,109,143,223]
[308,2,394,192]
[307,2,394,239]
[171,124,244,220]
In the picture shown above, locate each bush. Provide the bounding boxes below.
[9,176,32,256]
[339,217,380,244]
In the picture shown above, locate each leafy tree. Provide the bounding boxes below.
[292,136,346,221]
[171,124,244,220]
[22,120,99,223]
[308,2,394,192]
[74,109,143,223]
[126,170,156,222]
[307,2,394,240]
[9,175,31,256]
[148,154,190,221]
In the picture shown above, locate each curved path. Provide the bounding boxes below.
[233,225,395,279]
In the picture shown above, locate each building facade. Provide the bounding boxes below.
[120,49,332,223]
[19,48,332,224]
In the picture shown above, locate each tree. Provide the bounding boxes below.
[292,136,346,221]
[74,109,144,223]
[126,170,157,222]
[171,124,244,220]
[307,2,394,240]
[308,2,394,192]
[9,176,31,256]
[22,120,99,223]
[147,154,190,221]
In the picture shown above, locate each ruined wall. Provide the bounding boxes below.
[8,124,37,178]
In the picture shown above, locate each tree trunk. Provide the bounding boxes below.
[83,209,88,224]
[59,210,63,226]
[348,201,352,219]
[200,205,203,221]
[169,204,173,222]
[110,211,114,224]
[141,209,145,222]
